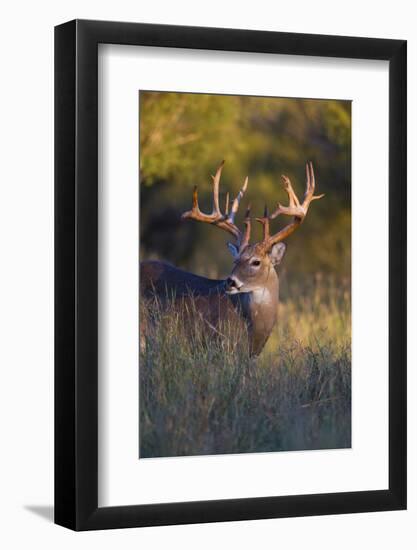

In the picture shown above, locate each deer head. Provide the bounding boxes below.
[181,160,323,295]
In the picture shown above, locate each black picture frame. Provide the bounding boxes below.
[55,19,407,531]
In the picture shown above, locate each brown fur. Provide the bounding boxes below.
[140,244,285,356]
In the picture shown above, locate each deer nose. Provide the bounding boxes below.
[226,277,236,288]
[226,276,242,290]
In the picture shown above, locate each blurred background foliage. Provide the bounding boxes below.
[140,92,351,285]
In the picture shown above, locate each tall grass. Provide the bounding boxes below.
[139,276,351,458]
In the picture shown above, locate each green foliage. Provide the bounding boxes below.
[140,92,351,279]
[140,278,351,458]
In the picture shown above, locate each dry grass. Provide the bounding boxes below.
[139,276,351,458]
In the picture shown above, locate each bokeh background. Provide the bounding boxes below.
[139,91,351,287]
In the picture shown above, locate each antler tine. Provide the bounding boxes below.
[256,204,270,242]
[228,176,249,225]
[269,175,303,220]
[281,174,300,209]
[210,160,225,216]
[181,184,215,223]
[192,185,199,211]
[181,161,251,249]
[260,162,324,251]
[307,161,325,203]
[240,204,252,250]
[224,192,230,216]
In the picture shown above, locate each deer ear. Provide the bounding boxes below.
[227,242,240,258]
[269,243,286,266]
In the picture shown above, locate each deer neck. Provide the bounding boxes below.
[239,267,279,355]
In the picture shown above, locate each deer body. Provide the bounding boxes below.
[140,257,281,356]
[141,161,323,356]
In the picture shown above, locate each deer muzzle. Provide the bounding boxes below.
[225,276,243,294]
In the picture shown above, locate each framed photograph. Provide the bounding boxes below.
[55,19,406,530]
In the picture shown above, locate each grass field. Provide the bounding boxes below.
[139,275,351,458]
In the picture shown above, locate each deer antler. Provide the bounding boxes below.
[256,162,324,252]
[181,161,251,251]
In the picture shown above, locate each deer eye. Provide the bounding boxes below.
[251,260,261,267]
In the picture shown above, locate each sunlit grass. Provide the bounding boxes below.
[266,273,351,353]
[139,276,351,458]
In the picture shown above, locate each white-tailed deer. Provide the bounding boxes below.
[140,161,323,355]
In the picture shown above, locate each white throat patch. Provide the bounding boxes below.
[250,287,273,305]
